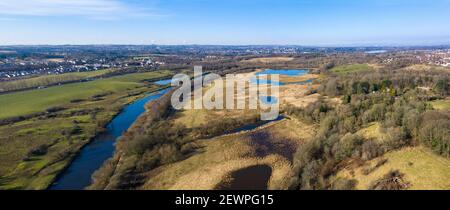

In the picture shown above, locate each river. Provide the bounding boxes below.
[49,88,170,190]
[49,69,310,190]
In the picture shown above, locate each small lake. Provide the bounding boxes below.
[253,69,313,106]
[365,50,388,54]
[256,69,309,77]
[251,69,311,86]
[225,115,285,134]
[216,165,272,190]
[260,96,278,105]
[49,88,170,190]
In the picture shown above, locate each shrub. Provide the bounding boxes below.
[362,158,388,175]
[70,99,85,103]
[331,178,358,190]
[418,111,450,157]
[332,133,364,161]
[69,125,83,135]
[23,144,49,161]
[180,142,199,155]
[325,78,339,97]
[381,126,408,151]
[361,140,381,161]
[46,106,65,113]
[300,160,325,190]
[369,170,410,190]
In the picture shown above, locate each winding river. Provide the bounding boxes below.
[49,69,311,190]
[49,88,170,190]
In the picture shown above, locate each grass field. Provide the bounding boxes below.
[0,70,172,189]
[331,64,373,74]
[334,147,450,190]
[431,99,450,111]
[279,73,318,84]
[357,122,383,142]
[141,119,315,190]
[0,71,171,120]
[0,69,116,93]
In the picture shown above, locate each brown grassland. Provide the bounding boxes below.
[333,147,450,190]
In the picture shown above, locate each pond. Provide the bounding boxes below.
[225,115,285,134]
[216,165,272,190]
[251,69,311,86]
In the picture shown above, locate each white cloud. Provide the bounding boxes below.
[0,0,159,20]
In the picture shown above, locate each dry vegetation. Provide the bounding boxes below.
[279,73,319,83]
[334,147,450,190]
[88,62,449,191]
[431,99,450,111]
[287,63,450,190]
[88,70,322,190]
[141,119,315,190]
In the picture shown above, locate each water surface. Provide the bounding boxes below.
[217,165,272,190]
[252,69,311,86]
[154,79,174,85]
[256,69,309,77]
[225,116,285,134]
[49,89,170,190]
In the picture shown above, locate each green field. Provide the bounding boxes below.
[431,100,450,111]
[0,70,172,189]
[331,64,373,74]
[0,69,116,93]
[0,71,171,120]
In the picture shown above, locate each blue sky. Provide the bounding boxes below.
[1,0,450,46]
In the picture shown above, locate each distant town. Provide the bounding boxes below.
[1,44,449,192]
[1,45,450,81]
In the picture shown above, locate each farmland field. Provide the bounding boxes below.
[331,64,373,74]
[0,69,116,93]
[0,70,173,189]
[0,70,171,120]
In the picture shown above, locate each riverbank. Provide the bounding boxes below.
[0,71,173,189]
[49,88,171,190]
[87,69,321,190]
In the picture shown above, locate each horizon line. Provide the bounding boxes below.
[1,43,450,48]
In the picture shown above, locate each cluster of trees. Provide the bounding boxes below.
[418,111,450,157]
[195,116,259,138]
[286,68,449,190]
